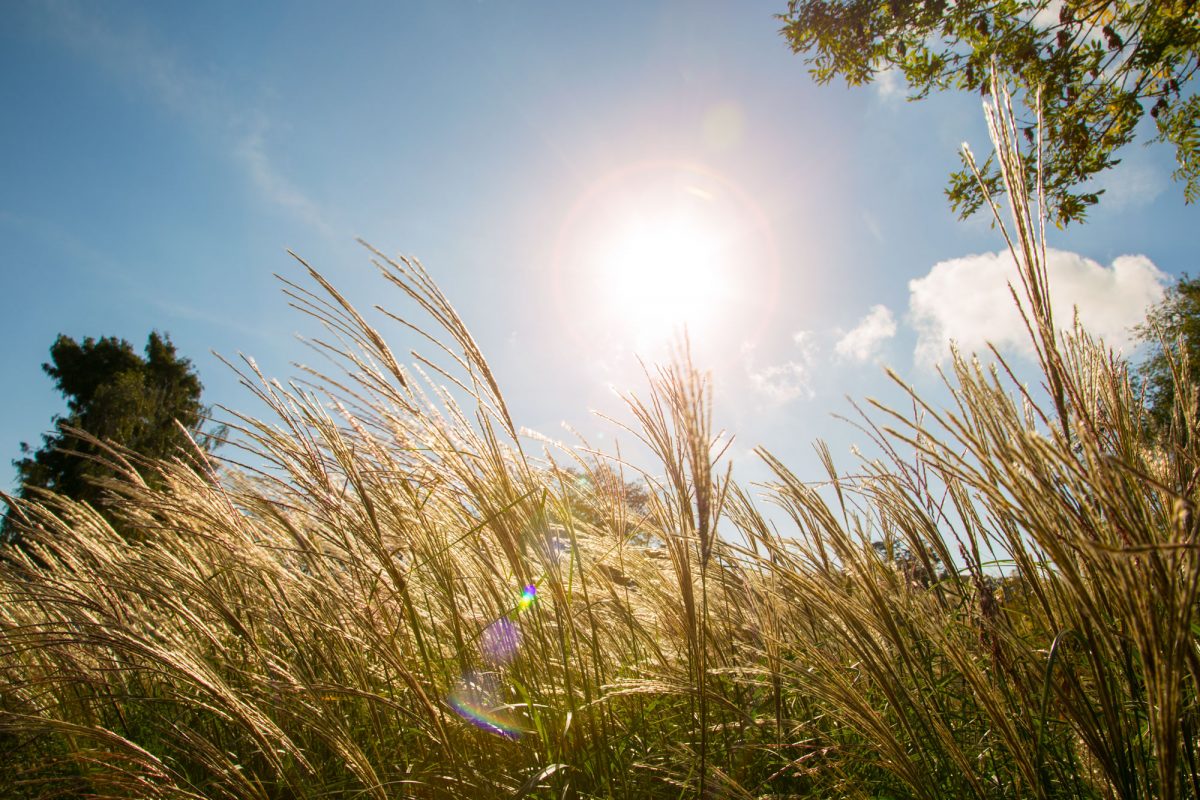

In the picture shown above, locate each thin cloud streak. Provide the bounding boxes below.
[38,1,333,233]
[235,124,333,235]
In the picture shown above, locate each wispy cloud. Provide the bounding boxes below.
[38,1,332,232]
[235,123,332,234]
[874,67,905,103]
[908,248,1168,367]
[836,304,896,362]
[43,0,209,117]
[1089,159,1168,211]
[745,331,819,404]
[0,209,276,340]
[861,210,884,243]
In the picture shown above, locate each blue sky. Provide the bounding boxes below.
[1,1,1195,495]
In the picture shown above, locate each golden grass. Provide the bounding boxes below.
[2,79,1198,798]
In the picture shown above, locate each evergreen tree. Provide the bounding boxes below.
[3,332,212,541]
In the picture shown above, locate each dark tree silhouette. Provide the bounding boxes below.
[3,332,213,542]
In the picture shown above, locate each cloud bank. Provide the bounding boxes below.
[908,248,1168,367]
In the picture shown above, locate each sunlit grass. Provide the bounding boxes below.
[2,81,1198,799]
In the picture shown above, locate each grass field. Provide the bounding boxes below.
[2,86,1198,799]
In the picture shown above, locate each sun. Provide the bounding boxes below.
[552,161,778,359]
[596,214,731,344]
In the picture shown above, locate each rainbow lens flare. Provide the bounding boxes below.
[447,584,542,738]
[546,535,571,564]
[480,618,522,665]
[448,672,522,739]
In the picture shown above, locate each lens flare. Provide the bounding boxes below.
[448,584,544,738]
[548,535,570,564]
[448,672,522,739]
[480,618,522,665]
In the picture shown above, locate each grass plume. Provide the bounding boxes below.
[2,81,1198,798]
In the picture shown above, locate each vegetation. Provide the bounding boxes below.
[1137,273,1200,434]
[778,0,1200,224]
[2,332,211,543]
[1,84,1198,798]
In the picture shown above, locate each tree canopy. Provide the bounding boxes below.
[3,332,211,540]
[779,0,1200,224]
[1136,273,1200,434]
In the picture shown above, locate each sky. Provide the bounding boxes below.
[1,0,1196,498]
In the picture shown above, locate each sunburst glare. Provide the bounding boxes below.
[552,161,779,364]
[596,216,730,344]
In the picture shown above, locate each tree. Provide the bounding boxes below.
[1135,273,1200,433]
[779,0,1200,224]
[559,465,654,535]
[871,538,946,588]
[2,332,213,541]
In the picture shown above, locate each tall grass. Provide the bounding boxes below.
[2,80,1198,798]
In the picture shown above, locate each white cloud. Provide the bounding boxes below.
[836,304,897,362]
[745,332,818,404]
[875,67,905,102]
[748,361,812,403]
[908,248,1168,367]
